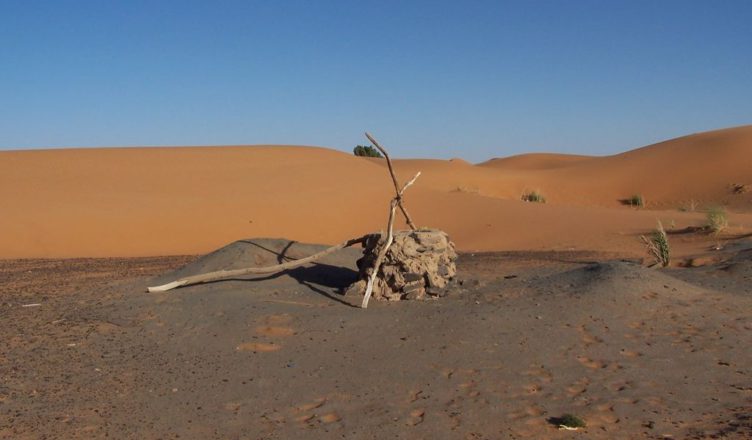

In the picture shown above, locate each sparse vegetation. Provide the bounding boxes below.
[705,207,728,233]
[624,194,645,208]
[549,414,587,430]
[679,199,698,212]
[353,145,383,158]
[641,221,670,267]
[521,190,546,203]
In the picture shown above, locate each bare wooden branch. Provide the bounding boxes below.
[361,172,421,308]
[147,236,368,293]
[148,132,423,311]
[365,132,418,230]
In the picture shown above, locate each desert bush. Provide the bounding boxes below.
[641,221,670,267]
[521,190,546,203]
[353,145,383,158]
[705,207,728,233]
[625,194,644,208]
[549,414,587,430]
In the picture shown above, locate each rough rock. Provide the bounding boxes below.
[346,229,458,302]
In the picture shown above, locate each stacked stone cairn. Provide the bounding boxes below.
[347,228,457,301]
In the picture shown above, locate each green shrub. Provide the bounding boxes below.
[521,190,546,203]
[625,194,644,208]
[550,414,587,429]
[641,221,670,267]
[705,207,728,233]
[353,145,383,158]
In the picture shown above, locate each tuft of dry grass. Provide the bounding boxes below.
[705,207,728,234]
[679,199,698,212]
[641,221,670,267]
[521,190,546,203]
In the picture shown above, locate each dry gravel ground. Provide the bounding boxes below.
[1,239,751,439]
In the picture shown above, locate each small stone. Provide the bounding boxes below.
[404,272,422,282]
[404,288,425,300]
[426,287,444,297]
[403,281,424,293]
[343,280,365,297]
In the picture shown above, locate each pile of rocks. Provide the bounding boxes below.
[347,228,457,301]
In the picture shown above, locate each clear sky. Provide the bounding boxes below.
[1,1,750,161]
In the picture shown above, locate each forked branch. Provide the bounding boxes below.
[361,171,421,308]
[365,132,417,231]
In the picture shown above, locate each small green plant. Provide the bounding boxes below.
[521,190,546,203]
[641,221,670,267]
[353,145,383,158]
[705,207,728,233]
[549,414,587,430]
[625,194,644,208]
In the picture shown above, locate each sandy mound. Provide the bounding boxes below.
[666,237,752,296]
[152,238,363,291]
[532,260,706,297]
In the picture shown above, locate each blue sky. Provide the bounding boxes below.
[1,1,750,161]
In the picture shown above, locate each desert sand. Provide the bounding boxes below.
[2,126,752,439]
[2,125,751,259]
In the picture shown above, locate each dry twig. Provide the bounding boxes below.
[365,132,417,230]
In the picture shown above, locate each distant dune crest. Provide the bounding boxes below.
[1,125,751,258]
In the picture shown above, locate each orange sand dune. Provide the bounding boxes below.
[478,153,592,170]
[1,126,751,258]
[390,125,752,208]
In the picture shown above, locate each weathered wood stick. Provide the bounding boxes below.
[365,132,418,230]
[362,172,421,308]
[362,200,397,309]
[147,236,368,293]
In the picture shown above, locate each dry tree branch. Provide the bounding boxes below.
[146,236,368,292]
[361,171,421,308]
[147,132,422,310]
[365,132,417,231]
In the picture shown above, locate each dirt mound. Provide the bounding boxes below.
[151,238,363,290]
[530,260,707,303]
[666,238,752,296]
